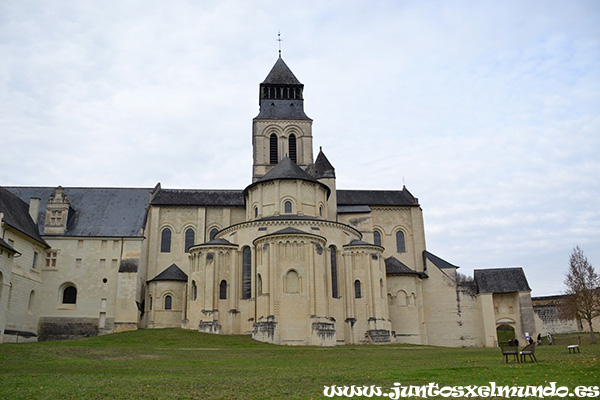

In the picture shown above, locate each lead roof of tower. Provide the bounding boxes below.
[262,56,302,85]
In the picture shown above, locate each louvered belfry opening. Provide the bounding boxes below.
[288,134,297,163]
[270,134,278,164]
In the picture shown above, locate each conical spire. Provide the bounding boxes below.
[308,147,335,179]
[262,57,302,85]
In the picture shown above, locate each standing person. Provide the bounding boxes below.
[547,333,553,345]
[537,333,542,345]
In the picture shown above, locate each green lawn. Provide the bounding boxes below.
[0,329,598,399]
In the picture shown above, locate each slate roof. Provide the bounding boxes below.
[6,187,151,237]
[385,256,423,276]
[259,157,319,183]
[245,157,330,196]
[305,148,335,179]
[474,268,531,294]
[337,188,419,207]
[147,264,188,283]
[261,56,302,85]
[0,237,19,254]
[270,227,310,235]
[0,187,48,247]
[255,57,310,120]
[151,189,244,207]
[423,251,459,269]
[197,238,237,247]
[118,259,139,273]
[337,205,372,214]
[344,239,379,247]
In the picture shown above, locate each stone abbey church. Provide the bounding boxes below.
[1,56,543,346]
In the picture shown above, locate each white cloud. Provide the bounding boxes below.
[1,0,599,295]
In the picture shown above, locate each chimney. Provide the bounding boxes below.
[29,198,40,223]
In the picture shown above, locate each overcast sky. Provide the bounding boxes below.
[1,1,598,296]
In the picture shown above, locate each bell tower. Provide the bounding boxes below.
[252,56,314,182]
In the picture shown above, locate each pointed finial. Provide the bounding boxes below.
[277,31,283,57]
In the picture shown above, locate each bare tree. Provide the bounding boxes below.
[560,246,600,343]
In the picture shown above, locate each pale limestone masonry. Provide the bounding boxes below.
[0,56,555,346]
[532,295,600,336]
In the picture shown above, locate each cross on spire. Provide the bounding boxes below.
[277,31,283,57]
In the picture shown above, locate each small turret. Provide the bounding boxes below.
[306,147,337,221]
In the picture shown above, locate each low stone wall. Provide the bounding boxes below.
[38,317,99,341]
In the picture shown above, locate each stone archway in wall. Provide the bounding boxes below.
[496,318,516,344]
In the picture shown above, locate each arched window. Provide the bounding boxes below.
[284,201,292,214]
[28,290,35,311]
[396,230,406,253]
[209,228,219,241]
[286,270,300,293]
[373,230,382,246]
[191,281,197,301]
[270,134,278,164]
[254,207,258,218]
[257,274,263,296]
[160,228,171,253]
[397,290,408,306]
[62,285,77,304]
[289,134,297,163]
[330,245,338,298]
[164,295,172,310]
[184,228,195,252]
[354,280,362,299]
[149,295,153,310]
[219,280,227,300]
[241,247,252,299]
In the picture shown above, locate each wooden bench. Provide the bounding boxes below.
[520,343,537,363]
[500,342,519,363]
[568,345,580,354]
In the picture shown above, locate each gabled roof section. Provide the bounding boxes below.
[147,264,188,283]
[0,187,48,247]
[6,187,150,238]
[262,56,302,85]
[151,189,244,207]
[385,256,423,276]
[337,188,419,207]
[474,268,531,294]
[424,251,459,269]
[305,148,335,179]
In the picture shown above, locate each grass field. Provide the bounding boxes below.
[0,329,598,399]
